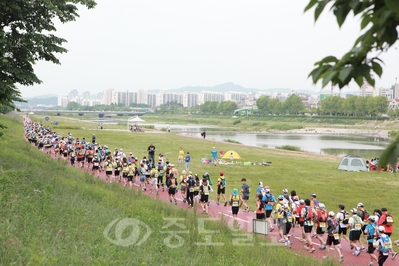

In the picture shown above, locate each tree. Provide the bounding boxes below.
[66,101,81,111]
[256,96,270,114]
[306,0,399,89]
[267,98,283,115]
[283,94,305,114]
[341,95,357,116]
[305,0,399,170]
[0,0,96,135]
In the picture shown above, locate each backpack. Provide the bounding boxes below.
[329,218,339,234]
[319,210,328,223]
[379,235,392,253]
[384,214,394,226]
[360,210,369,221]
[221,178,226,187]
[306,206,316,222]
[341,211,350,224]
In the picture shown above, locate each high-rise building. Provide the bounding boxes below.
[82,91,90,99]
[360,82,378,97]
[102,89,117,105]
[182,92,199,107]
[68,89,78,100]
[202,91,224,103]
[147,93,157,107]
[137,90,148,105]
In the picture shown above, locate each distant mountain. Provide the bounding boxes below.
[24,94,58,100]
[15,96,58,108]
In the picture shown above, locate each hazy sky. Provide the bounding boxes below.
[19,0,399,98]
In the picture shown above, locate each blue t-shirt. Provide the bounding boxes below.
[255,187,263,195]
[365,223,376,243]
[242,183,250,197]
[185,154,190,163]
[211,149,217,159]
[262,194,275,210]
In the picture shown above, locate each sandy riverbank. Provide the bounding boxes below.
[285,127,390,138]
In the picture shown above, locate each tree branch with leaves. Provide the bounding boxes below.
[0,0,96,135]
[305,0,399,170]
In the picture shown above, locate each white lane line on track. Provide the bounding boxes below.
[218,212,250,224]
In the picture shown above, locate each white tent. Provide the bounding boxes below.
[337,154,368,172]
[127,116,145,131]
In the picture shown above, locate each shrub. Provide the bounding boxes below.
[233,120,241,125]
[276,145,302,152]
[224,139,241,144]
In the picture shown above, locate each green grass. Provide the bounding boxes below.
[0,114,343,265]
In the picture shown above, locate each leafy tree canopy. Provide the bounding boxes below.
[0,0,96,137]
[0,0,96,110]
[305,0,399,89]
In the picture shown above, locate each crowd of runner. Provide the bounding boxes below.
[24,119,398,265]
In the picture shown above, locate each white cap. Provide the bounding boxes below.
[378,226,385,232]
[319,203,326,209]
[259,182,263,187]
[328,211,335,217]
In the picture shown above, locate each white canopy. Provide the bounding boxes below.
[127,115,145,131]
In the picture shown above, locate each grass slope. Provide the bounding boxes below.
[0,115,342,265]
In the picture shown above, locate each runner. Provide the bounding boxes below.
[121,157,129,185]
[69,146,76,166]
[77,147,85,168]
[364,216,378,266]
[127,162,135,188]
[315,203,328,250]
[302,199,316,253]
[105,156,116,183]
[199,178,211,215]
[186,173,196,208]
[263,188,276,232]
[92,154,100,177]
[149,165,159,195]
[376,226,393,266]
[378,208,394,237]
[114,157,122,183]
[275,195,286,242]
[168,173,177,205]
[139,163,147,191]
[180,170,187,202]
[357,202,370,250]
[337,204,350,242]
[323,211,344,263]
[157,160,165,192]
[281,204,293,248]
[193,174,200,203]
[255,194,265,220]
[216,171,227,206]
[240,178,250,212]
[348,207,363,256]
[229,188,242,229]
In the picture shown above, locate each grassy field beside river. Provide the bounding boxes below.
[1,113,398,265]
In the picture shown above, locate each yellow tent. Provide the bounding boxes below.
[222,150,241,160]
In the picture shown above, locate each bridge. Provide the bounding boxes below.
[233,107,259,116]
[23,110,147,118]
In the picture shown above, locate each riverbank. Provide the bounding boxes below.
[286,127,389,138]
